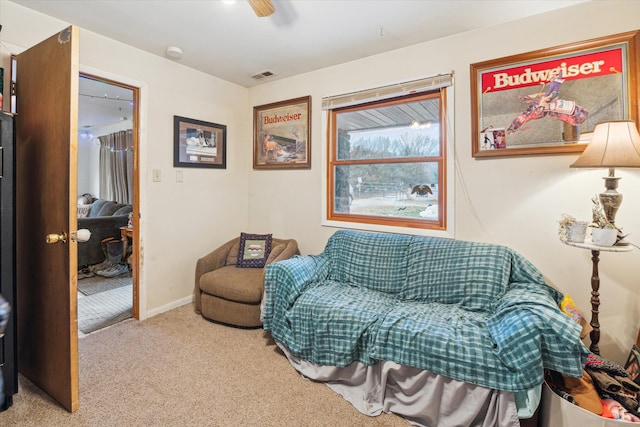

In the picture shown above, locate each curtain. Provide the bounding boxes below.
[98,129,133,204]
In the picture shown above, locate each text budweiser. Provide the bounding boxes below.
[263,112,302,125]
[493,60,605,89]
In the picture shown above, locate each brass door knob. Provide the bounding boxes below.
[46,232,67,244]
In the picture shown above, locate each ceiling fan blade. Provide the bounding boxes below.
[248,0,275,17]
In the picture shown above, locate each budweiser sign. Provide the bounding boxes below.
[482,48,623,93]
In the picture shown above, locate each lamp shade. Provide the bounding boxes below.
[570,120,640,168]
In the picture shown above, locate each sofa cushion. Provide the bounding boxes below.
[113,205,133,216]
[283,280,397,366]
[99,202,127,216]
[237,233,272,268]
[401,238,511,311]
[200,266,264,303]
[86,199,132,217]
[87,199,109,217]
[265,244,285,265]
[325,230,411,294]
[225,241,241,266]
[372,301,505,385]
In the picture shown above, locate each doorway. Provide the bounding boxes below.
[76,74,139,334]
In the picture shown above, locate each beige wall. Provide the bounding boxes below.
[248,1,640,363]
[2,0,639,363]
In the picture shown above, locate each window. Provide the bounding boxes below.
[324,75,451,232]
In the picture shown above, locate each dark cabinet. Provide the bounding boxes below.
[0,111,18,410]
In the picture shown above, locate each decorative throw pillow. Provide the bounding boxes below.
[77,193,93,205]
[237,233,272,268]
[77,205,91,218]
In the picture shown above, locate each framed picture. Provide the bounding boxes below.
[253,95,311,169]
[471,30,640,158]
[174,115,226,168]
[625,344,640,385]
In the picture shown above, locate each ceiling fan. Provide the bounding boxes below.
[248,0,276,17]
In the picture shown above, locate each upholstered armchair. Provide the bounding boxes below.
[194,235,299,328]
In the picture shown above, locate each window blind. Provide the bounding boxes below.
[321,73,453,110]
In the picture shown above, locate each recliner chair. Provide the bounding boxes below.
[194,236,299,328]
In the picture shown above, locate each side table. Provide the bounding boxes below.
[562,239,632,355]
[120,226,133,265]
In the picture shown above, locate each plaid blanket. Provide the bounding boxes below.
[263,230,589,391]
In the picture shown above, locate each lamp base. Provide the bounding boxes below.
[600,174,622,225]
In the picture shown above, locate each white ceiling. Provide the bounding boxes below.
[12,0,589,130]
[78,76,134,131]
[13,0,588,88]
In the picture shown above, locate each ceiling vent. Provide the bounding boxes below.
[251,70,277,80]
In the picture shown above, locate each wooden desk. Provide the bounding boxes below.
[562,239,632,355]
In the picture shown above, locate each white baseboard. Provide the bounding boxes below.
[145,295,193,319]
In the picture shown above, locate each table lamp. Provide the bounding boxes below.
[570,120,640,224]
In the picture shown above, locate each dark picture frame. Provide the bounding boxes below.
[173,115,226,168]
[471,31,640,158]
[253,95,311,169]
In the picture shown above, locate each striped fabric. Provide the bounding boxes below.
[402,237,512,311]
[326,230,412,294]
[283,280,396,366]
[263,230,589,392]
[262,254,329,332]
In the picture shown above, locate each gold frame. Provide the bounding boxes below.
[471,31,640,158]
[253,96,311,169]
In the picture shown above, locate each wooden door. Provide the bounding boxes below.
[15,26,80,412]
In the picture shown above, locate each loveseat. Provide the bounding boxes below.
[262,230,590,426]
[78,198,132,267]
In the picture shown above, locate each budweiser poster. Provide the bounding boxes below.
[253,96,311,169]
[471,31,639,157]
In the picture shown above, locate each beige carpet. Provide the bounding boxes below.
[0,303,408,426]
